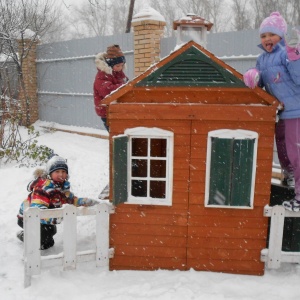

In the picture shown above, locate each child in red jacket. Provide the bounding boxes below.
[17,155,98,250]
[93,44,128,130]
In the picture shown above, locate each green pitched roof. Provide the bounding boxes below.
[136,46,245,87]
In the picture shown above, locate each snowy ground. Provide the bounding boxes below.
[1,121,300,300]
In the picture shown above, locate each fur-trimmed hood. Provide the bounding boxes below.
[95,52,126,75]
[33,168,47,179]
[26,168,47,192]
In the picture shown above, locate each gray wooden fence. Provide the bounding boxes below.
[37,33,134,130]
[37,29,262,130]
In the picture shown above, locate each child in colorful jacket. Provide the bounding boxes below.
[17,155,98,250]
[243,12,300,212]
[93,44,128,131]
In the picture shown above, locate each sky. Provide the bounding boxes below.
[61,0,148,10]
[59,0,173,17]
[1,120,300,300]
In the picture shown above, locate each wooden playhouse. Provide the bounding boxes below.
[102,40,278,275]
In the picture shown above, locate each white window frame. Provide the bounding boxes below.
[125,127,174,206]
[205,129,258,209]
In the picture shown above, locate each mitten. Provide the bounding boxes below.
[285,28,300,61]
[243,68,260,89]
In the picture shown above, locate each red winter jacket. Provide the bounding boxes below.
[93,52,128,117]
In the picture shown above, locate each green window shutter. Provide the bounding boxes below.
[231,139,254,206]
[208,137,255,207]
[209,137,233,205]
[112,135,128,206]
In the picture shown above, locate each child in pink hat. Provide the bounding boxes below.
[243,12,300,212]
[259,11,287,38]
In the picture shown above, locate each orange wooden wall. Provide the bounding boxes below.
[108,102,277,275]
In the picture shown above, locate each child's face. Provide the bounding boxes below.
[50,169,68,182]
[112,63,124,72]
[260,32,281,52]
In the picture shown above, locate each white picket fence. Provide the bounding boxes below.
[261,205,300,268]
[23,202,115,288]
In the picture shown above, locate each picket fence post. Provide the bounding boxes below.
[63,204,77,270]
[96,203,110,267]
[267,205,285,269]
[24,207,41,288]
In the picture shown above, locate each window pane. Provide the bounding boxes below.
[150,139,166,157]
[150,181,166,198]
[131,180,147,197]
[132,138,148,156]
[150,160,166,178]
[132,159,147,177]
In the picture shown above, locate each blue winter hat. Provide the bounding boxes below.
[46,155,68,175]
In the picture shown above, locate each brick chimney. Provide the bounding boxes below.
[131,6,166,77]
[17,36,39,125]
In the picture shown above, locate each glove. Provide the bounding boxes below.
[82,198,99,207]
[285,28,300,61]
[243,68,260,89]
[52,217,63,224]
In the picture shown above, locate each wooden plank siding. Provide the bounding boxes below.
[109,205,189,270]
[185,114,273,275]
[116,87,274,106]
[108,102,275,274]
[109,117,191,271]
[187,258,264,275]
[108,103,276,123]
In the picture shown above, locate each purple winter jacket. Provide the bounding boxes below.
[256,39,300,119]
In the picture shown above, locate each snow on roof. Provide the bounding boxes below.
[173,14,213,31]
[132,5,165,23]
[179,13,205,22]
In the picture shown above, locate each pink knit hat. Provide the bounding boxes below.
[259,12,287,38]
